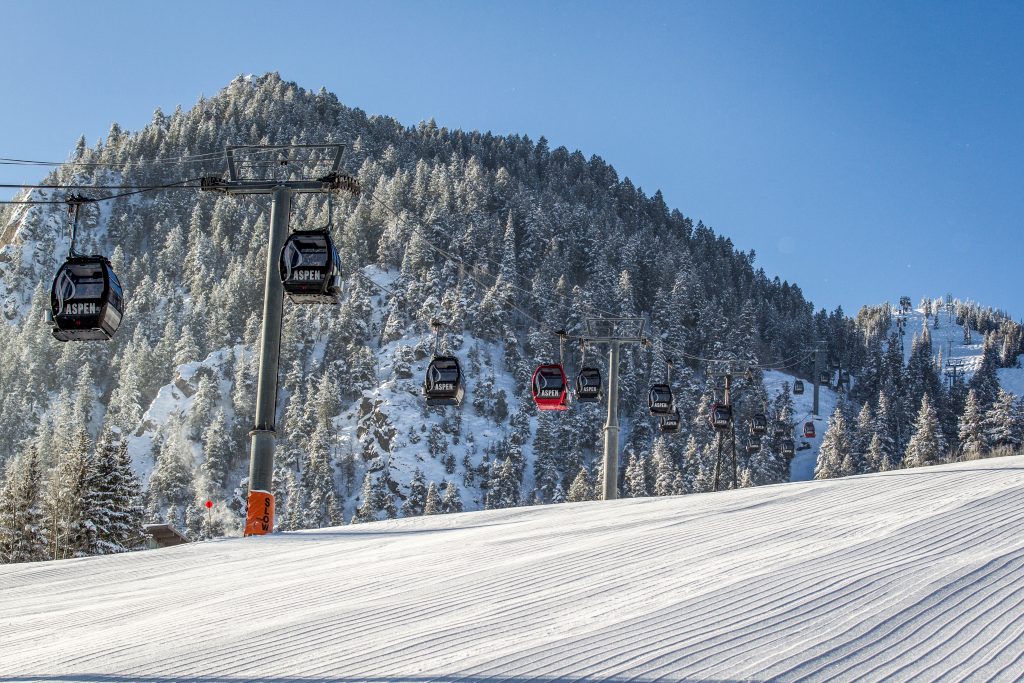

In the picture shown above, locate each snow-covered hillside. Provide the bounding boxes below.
[893,304,1024,395]
[3,456,1023,682]
[764,369,839,481]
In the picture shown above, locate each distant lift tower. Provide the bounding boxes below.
[201,144,359,536]
[584,318,645,501]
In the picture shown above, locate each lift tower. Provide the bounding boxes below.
[584,318,645,501]
[202,145,359,535]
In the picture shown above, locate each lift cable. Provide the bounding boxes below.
[0,178,205,205]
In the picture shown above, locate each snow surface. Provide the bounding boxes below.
[4,456,1024,682]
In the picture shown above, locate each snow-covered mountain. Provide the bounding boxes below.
[3,455,1023,681]
[0,73,1021,551]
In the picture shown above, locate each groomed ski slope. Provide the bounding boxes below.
[3,458,1024,682]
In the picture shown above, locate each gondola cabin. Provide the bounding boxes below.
[648,384,673,416]
[575,367,602,403]
[840,370,850,386]
[659,410,681,433]
[279,230,342,303]
[747,443,761,454]
[750,413,768,436]
[819,371,831,386]
[793,380,805,395]
[782,440,795,458]
[710,403,732,431]
[49,256,123,342]
[532,364,569,411]
[803,421,816,438]
[423,356,465,406]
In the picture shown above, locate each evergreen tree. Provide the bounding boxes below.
[651,438,678,496]
[401,468,428,517]
[969,333,1001,409]
[441,481,463,513]
[984,389,1021,454]
[42,426,92,560]
[904,394,945,467]
[867,432,892,472]
[0,449,45,564]
[958,389,987,459]
[852,403,875,474]
[424,481,441,515]
[566,467,594,503]
[624,451,649,498]
[351,472,378,524]
[814,406,852,480]
[85,429,145,554]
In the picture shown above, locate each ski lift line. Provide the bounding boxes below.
[0,178,205,205]
[368,190,823,371]
[0,183,203,191]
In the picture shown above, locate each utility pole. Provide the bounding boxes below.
[585,318,645,501]
[202,144,359,536]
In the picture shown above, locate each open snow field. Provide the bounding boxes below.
[3,456,1024,682]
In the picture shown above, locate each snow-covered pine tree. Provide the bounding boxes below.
[873,390,899,469]
[969,333,1001,409]
[86,429,144,554]
[852,403,875,474]
[0,448,45,564]
[42,426,91,560]
[566,467,594,502]
[624,451,649,498]
[984,388,1021,455]
[351,472,378,524]
[401,468,428,517]
[441,480,463,513]
[423,481,441,515]
[814,405,851,480]
[651,438,678,497]
[867,432,891,472]
[302,424,339,527]
[958,389,987,460]
[904,394,945,468]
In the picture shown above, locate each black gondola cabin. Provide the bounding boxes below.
[710,403,732,431]
[49,256,123,342]
[660,410,681,433]
[279,230,342,303]
[782,440,795,458]
[750,413,768,436]
[575,367,602,403]
[648,384,673,415]
[793,380,804,395]
[423,356,465,406]
[533,364,569,411]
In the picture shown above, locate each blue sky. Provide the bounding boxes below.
[2,1,1021,317]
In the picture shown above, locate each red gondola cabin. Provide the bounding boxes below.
[532,364,569,411]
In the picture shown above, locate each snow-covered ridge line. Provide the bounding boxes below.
[2,456,1023,681]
